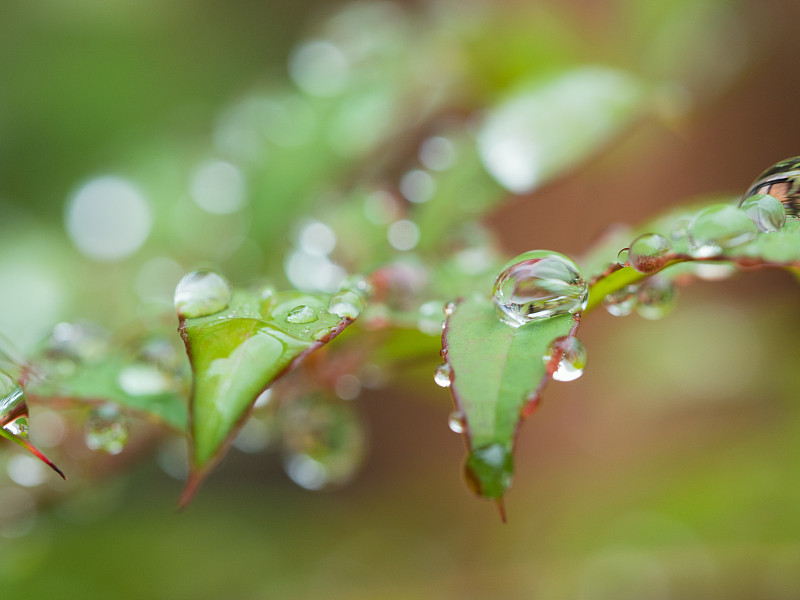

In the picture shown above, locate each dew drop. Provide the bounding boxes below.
[85,404,129,455]
[281,397,365,491]
[0,372,28,439]
[739,193,786,233]
[434,363,453,388]
[286,305,319,324]
[688,204,757,257]
[628,233,672,274]
[636,277,676,320]
[543,336,587,382]
[617,248,630,267]
[602,285,637,317]
[743,156,800,218]
[117,363,173,396]
[448,410,466,433]
[174,270,231,318]
[443,301,456,317]
[492,251,588,326]
[328,290,364,319]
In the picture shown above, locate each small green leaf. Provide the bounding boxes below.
[442,294,578,501]
[179,288,359,504]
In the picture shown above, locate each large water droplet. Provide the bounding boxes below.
[328,290,364,320]
[443,302,456,317]
[543,336,587,382]
[286,305,319,324]
[628,233,672,274]
[281,397,365,491]
[492,251,587,326]
[434,363,452,388]
[448,410,466,433]
[85,404,129,455]
[739,193,786,233]
[0,372,28,438]
[636,277,676,320]
[688,204,757,257]
[744,156,800,218]
[602,285,637,317]
[617,248,630,267]
[463,443,513,499]
[174,270,231,318]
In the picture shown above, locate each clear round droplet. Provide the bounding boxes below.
[0,372,28,439]
[543,336,587,382]
[85,404,129,455]
[443,301,456,317]
[492,251,588,327]
[628,233,672,274]
[434,363,452,388]
[602,285,637,317]
[286,305,319,324]
[174,270,231,318]
[688,204,757,257]
[744,156,800,218]
[636,277,676,320]
[328,290,364,320]
[448,410,466,433]
[617,248,630,267]
[739,193,786,233]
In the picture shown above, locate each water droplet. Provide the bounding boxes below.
[617,248,630,267]
[739,193,786,232]
[434,363,452,388]
[281,397,365,491]
[444,302,456,316]
[692,263,736,281]
[0,372,28,439]
[448,410,466,433]
[117,363,173,396]
[174,270,231,318]
[492,251,588,326]
[744,156,800,218]
[418,300,445,335]
[85,404,129,455]
[602,285,637,317]
[636,277,676,320]
[328,290,364,319]
[48,321,110,363]
[286,305,319,324]
[670,216,691,242]
[688,204,757,257]
[463,443,513,499]
[543,336,587,382]
[627,233,672,274]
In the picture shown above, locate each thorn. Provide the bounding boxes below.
[495,497,507,523]
[16,438,66,479]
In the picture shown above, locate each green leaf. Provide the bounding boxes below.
[179,288,360,505]
[442,294,578,503]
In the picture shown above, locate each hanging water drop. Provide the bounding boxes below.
[743,156,800,218]
[448,410,466,433]
[617,248,630,267]
[280,396,366,491]
[174,270,231,318]
[443,301,456,317]
[688,204,757,257]
[627,233,672,274]
[636,277,676,320]
[543,336,587,382]
[602,285,637,317]
[0,372,28,438]
[739,193,786,232]
[85,404,129,455]
[328,290,365,320]
[286,305,319,324]
[492,251,588,327]
[434,363,453,388]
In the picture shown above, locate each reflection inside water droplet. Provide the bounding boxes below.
[628,233,672,274]
[174,270,231,318]
[492,251,587,326]
[448,410,466,433]
[636,277,676,320]
[744,156,800,218]
[617,248,630,267]
[434,363,452,388]
[603,285,637,317]
[739,193,786,233]
[85,404,129,455]
[286,305,319,324]
[688,204,757,257]
[543,336,587,382]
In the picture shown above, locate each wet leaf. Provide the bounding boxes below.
[441,294,578,503]
[178,287,360,505]
[0,371,65,479]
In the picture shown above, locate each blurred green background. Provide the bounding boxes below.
[3,0,800,598]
